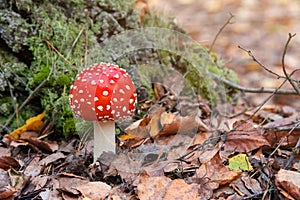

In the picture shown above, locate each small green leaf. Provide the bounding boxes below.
[228,154,253,171]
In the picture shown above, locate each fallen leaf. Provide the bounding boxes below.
[123,117,150,140]
[228,154,253,171]
[106,152,142,181]
[0,156,20,170]
[137,174,171,200]
[59,177,89,195]
[149,107,165,138]
[6,112,45,140]
[196,152,241,192]
[275,169,300,200]
[164,179,199,200]
[224,120,270,153]
[263,115,300,147]
[76,181,112,200]
[0,186,16,199]
[241,174,262,194]
[39,152,66,166]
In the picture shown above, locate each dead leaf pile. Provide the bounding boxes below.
[0,83,299,199]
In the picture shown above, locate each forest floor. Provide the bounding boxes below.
[150,0,300,108]
[0,1,300,199]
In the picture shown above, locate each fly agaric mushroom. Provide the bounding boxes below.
[69,63,137,162]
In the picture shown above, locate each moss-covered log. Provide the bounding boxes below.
[0,0,238,137]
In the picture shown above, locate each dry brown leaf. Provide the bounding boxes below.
[196,152,241,191]
[0,186,16,199]
[30,175,49,190]
[164,179,199,200]
[0,156,20,170]
[137,174,171,200]
[275,169,300,200]
[265,129,300,148]
[25,138,59,153]
[263,115,300,147]
[106,152,142,181]
[191,131,213,148]
[149,107,165,138]
[224,120,270,153]
[76,181,112,200]
[24,156,43,178]
[124,117,150,139]
[241,174,262,194]
[38,152,66,166]
[59,177,89,195]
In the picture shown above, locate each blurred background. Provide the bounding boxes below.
[149,0,300,107]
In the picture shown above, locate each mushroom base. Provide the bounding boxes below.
[93,121,116,162]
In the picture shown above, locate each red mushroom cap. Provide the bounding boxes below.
[69,63,137,121]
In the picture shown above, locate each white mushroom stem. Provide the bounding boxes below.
[93,121,116,163]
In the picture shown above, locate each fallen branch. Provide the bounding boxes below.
[212,72,299,95]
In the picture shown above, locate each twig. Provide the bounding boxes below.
[212,72,299,94]
[284,134,300,169]
[268,120,300,159]
[281,33,300,94]
[66,28,84,60]
[4,41,57,127]
[238,46,283,79]
[4,66,54,127]
[209,13,234,52]
[45,40,79,71]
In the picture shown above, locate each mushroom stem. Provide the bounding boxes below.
[93,121,116,162]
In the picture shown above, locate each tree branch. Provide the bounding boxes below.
[212,72,299,95]
[281,33,300,94]
[209,13,234,52]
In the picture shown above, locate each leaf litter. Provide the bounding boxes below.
[1,78,299,199]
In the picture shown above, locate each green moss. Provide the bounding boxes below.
[0,0,239,137]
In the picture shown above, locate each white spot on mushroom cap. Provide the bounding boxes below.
[113,74,119,79]
[106,105,110,110]
[80,98,85,102]
[94,97,99,101]
[91,80,96,85]
[99,79,104,83]
[102,90,109,96]
[97,105,103,111]
[119,89,125,94]
[79,90,83,94]
[122,106,127,112]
